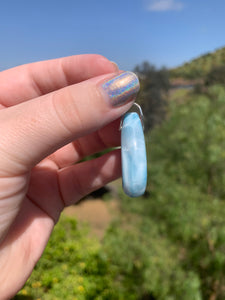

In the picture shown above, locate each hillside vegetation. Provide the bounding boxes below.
[171,46,225,79]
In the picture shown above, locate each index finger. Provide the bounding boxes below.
[0,54,118,107]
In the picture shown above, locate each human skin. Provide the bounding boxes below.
[0,54,139,299]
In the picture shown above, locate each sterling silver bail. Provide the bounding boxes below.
[119,102,145,131]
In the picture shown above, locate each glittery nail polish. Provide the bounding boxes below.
[101,71,140,107]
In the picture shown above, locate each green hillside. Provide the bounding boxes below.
[171,46,225,79]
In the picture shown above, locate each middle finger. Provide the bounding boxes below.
[48,119,121,168]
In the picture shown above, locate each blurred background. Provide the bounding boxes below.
[3,0,224,299]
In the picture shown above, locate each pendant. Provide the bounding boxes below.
[121,104,147,197]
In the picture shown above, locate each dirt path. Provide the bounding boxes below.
[63,198,119,239]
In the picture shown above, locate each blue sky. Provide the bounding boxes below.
[0,0,225,71]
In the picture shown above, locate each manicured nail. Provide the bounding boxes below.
[101,71,140,107]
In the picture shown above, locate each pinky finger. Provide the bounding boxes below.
[58,149,121,206]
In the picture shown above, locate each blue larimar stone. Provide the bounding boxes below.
[121,112,147,197]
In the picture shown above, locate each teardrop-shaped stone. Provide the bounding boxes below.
[121,112,147,197]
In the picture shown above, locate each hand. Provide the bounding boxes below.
[0,54,139,299]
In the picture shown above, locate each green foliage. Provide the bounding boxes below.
[145,85,225,298]
[16,216,202,300]
[170,46,225,79]
[15,218,117,300]
[103,218,202,300]
[150,85,225,198]
[169,88,190,102]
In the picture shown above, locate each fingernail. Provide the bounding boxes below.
[110,61,119,71]
[101,71,140,107]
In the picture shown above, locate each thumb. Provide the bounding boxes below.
[0,71,139,174]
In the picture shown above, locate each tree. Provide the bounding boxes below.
[205,65,225,86]
[134,62,170,131]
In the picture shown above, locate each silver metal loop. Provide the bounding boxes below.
[119,102,145,131]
